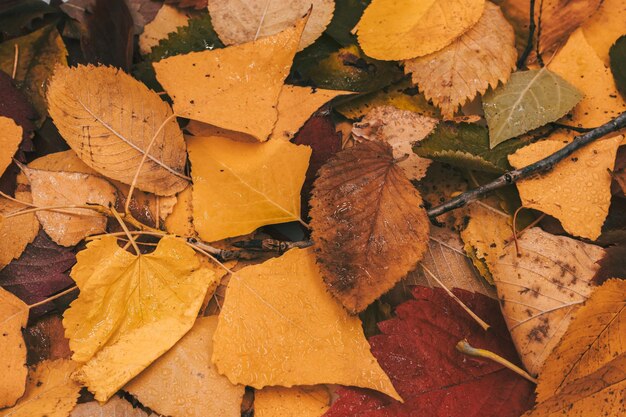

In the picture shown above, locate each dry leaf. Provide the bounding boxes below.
[47,64,188,196]
[139,4,190,54]
[22,166,117,247]
[491,228,605,376]
[355,0,485,60]
[404,2,517,118]
[212,248,400,400]
[187,133,310,242]
[63,236,217,401]
[0,116,22,177]
[154,18,306,141]
[310,140,430,313]
[508,133,622,240]
[126,316,244,417]
[0,196,39,270]
[208,0,334,51]
[0,288,29,408]
[24,315,72,364]
[0,359,81,417]
[255,386,330,417]
[583,0,626,64]
[351,105,438,181]
[164,185,194,237]
[70,397,155,417]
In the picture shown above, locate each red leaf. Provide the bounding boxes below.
[593,246,626,285]
[324,287,535,417]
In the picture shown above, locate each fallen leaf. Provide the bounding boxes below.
[126,0,165,34]
[23,315,72,365]
[508,133,622,240]
[47,64,189,196]
[352,105,438,181]
[355,0,485,60]
[164,185,194,237]
[324,286,535,417]
[610,35,626,99]
[583,0,626,64]
[593,245,626,285]
[255,386,330,417]
[404,2,517,119]
[490,227,605,376]
[70,397,155,417]
[535,278,626,402]
[0,287,28,408]
[0,0,57,39]
[22,165,117,246]
[0,359,81,417]
[0,193,39,270]
[126,316,244,417]
[0,116,22,176]
[310,140,430,313]
[0,71,37,144]
[482,68,582,148]
[187,133,311,242]
[139,4,190,55]
[165,0,207,9]
[63,235,217,401]
[208,0,334,50]
[212,248,400,400]
[154,18,306,141]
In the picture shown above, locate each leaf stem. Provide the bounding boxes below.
[12,44,18,79]
[28,285,78,310]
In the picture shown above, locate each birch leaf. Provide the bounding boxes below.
[63,236,217,401]
[491,228,605,376]
[187,133,311,242]
[0,117,22,177]
[404,2,517,119]
[355,0,485,60]
[208,0,334,50]
[47,64,188,196]
[482,69,582,148]
[255,386,330,417]
[154,18,306,141]
[0,288,28,408]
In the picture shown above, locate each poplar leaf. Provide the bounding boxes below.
[254,386,330,417]
[0,288,28,408]
[482,69,582,148]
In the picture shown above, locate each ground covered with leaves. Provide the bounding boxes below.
[0,0,625,416]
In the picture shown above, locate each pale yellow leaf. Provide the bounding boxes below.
[139,4,191,55]
[255,386,330,417]
[212,248,400,400]
[70,397,155,417]
[0,288,29,408]
[0,194,39,270]
[583,0,626,64]
[0,117,22,177]
[187,133,310,242]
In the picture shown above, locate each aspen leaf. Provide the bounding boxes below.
[126,316,244,417]
[583,0,626,64]
[404,2,517,119]
[310,140,430,313]
[254,386,330,417]
[208,0,334,50]
[355,0,485,60]
[139,4,190,54]
[154,18,306,141]
[0,190,40,270]
[0,359,81,417]
[47,64,189,196]
[0,117,22,177]
[490,228,605,376]
[63,236,217,401]
[70,397,155,417]
[212,248,400,400]
[0,288,29,408]
[508,133,622,240]
[482,68,582,148]
[187,133,311,242]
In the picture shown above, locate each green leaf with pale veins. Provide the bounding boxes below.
[610,35,626,100]
[482,68,582,148]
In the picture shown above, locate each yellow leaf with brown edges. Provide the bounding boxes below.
[0,359,81,417]
[0,288,28,408]
[583,0,626,64]
[355,0,485,60]
[63,236,217,401]
[154,18,307,141]
[255,386,330,417]
[0,116,22,177]
[212,248,400,400]
[404,2,517,119]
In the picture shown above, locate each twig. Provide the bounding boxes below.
[28,286,79,310]
[232,239,313,252]
[516,0,536,69]
[12,44,18,79]
[549,122,594,133]
[456,340,537,383]
[427,112,626,220]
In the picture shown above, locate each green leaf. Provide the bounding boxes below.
[0,24,67,123]
[325,0,370,46]
[610,35,626,100]
[0,0,57,40]
[482,68,582,148]
[413,121,540,173]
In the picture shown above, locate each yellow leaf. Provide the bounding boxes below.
[47,64,189,196]
[70,397,154,417]
[255,386,330,417]
[404,2,517,118]
[0,288,28,408]
[0,195,39,270]
[126,316,244,417]
[490,228,605,376]
[548,29,626,127]
[139,5,191,55]
[355,0,485,60]
[212,248,400,400]
[187,133,310,242]
[164,185,194,237]
[208,0,334,50]
[508,133,622,240]
[154,18,307,141]
[0,116,22,177]
[63,236,217,401]
[583,0,626,64]
[0,359,81,417]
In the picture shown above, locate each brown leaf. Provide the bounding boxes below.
[23,315,72,365]
[165,0,207,10]
[0,288,28,408]
[593,245,626,285]
[310,140,430,313]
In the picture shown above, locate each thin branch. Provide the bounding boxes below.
[28,286,79,310]
[456,339,537,383]
[232,239,313,252]
[427,111,626,220]
[12,44,18,79]
[516,0,536,69]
